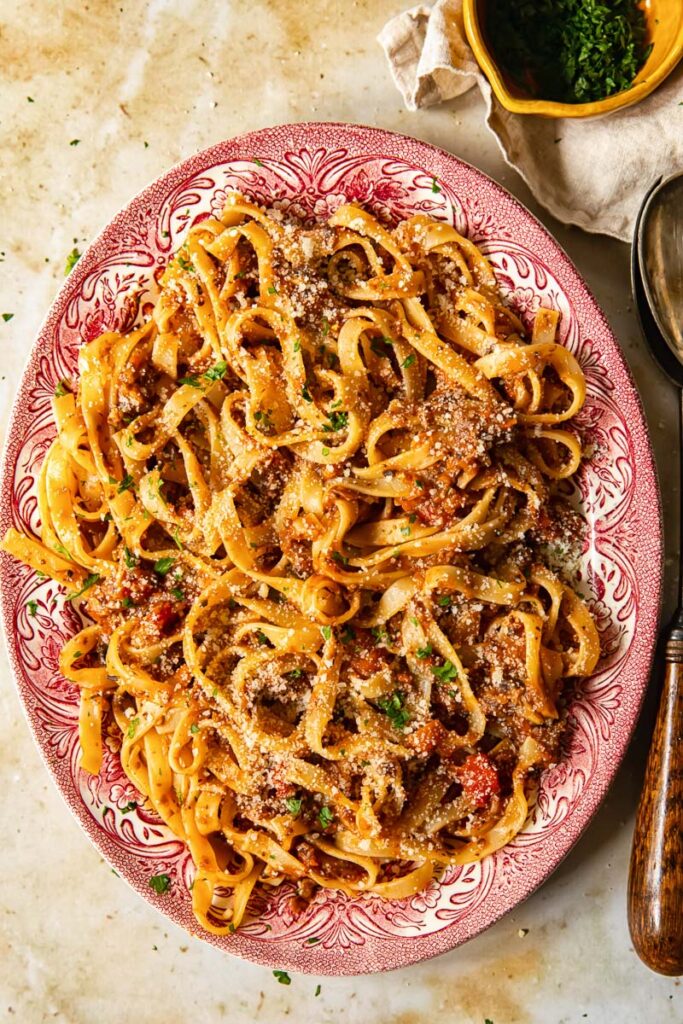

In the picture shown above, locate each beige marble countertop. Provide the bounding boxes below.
[1,2,681,1021]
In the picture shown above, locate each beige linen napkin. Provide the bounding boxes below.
[378,0,683,241]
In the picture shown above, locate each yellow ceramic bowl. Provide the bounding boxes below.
[463,0,683,118]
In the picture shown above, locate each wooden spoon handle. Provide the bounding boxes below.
[628,617,683,975]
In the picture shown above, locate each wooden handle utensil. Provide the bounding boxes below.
[628,614,683,975]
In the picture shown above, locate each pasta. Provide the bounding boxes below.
[2,193,600,932]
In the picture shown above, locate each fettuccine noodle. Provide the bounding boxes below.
[2,194,599,933]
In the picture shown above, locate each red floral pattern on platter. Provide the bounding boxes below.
[0,124,662,976]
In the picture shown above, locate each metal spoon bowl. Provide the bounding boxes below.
[638,173,683,378]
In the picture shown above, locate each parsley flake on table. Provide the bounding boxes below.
[273,970,291,985]
[2,313,14,322]
[64,247,81,275]
[26,600,38,616]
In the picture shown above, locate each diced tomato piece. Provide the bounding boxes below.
[405,719,447,756]
[458,752,500,807]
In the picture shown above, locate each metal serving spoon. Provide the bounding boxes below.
[628,171,683,976]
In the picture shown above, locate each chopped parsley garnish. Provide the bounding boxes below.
[121,801,137,814]
[324,410,348,432]
[253,157,264,167]
[203,361,228,381]
[431,178,441,194]
[65,573,100,601]
[339,625,355,644]
[123,546,138,568]
[153,557,175,576]
[2,313,14,322]
[402,353,416,369]
[285,796,302,816]
[121,597,135,609]
[190,723,199,734]
[306,936,321,944]
[416,643,433,659]
[293,338,301,353]
[315,984,321,997]
[273,970,290,985]
[256,629,270,645]
[318,805,334,829]
[127,716,140,739]
[254,409,273,431]
[301,384,313,403]
[171,527,183,550]
[69,139,80,146]
[320,625,332,641]
[54,380,69,397]
[176,254,194,273]
[321,317,330,335]
[148,873,171,894]
[437,594,451,607]
[267,285,278,295]
[400,525,411,537]
[117,473,135,493]
[377,691,410,730]
[487,0,651,104]
[331,550,349,566]
[321,447,330,456]
[431,659,458,682]
[170,587,184,601]
[178,374,202,388]
[288,668,303,679]
[371,625,389,644]
[27,600,38,616]
[64,247,81,275]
